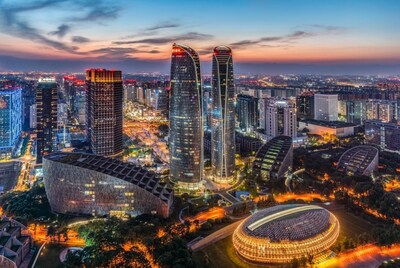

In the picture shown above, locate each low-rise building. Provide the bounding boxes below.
[299,119,356,137]
[43,152,173,218]
[337,145,379,176]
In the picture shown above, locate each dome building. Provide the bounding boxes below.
[232,204,340,264]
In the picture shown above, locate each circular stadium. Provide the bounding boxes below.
[232,204,340,264]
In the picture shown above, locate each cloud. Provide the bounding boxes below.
[146,21,180,31]
[0,0,122,54]
[230,29,331,49]
[71,36,91,43]
[113,32,213,45]
[309,24,347,34]
[48,24,70,38]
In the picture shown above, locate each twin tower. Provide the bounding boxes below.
[170,43,235,190]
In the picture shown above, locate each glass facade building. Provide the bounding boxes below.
[86,69,123,158]
[0,88,22,159]
[169,44,203,189]
[237,94,258,133]
[211,46,235,183]
[43,153,173,218]
[36,78,58,164]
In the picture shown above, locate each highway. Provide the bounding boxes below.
[189,219,244,252]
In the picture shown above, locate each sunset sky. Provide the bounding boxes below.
[0,0,399,74]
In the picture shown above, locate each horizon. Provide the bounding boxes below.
[0,0,399,75]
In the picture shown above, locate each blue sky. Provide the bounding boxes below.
[0,0,399,74]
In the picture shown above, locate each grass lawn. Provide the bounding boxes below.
[193,205,373,268]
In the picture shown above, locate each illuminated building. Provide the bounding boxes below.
[259,98,297,140]
[36,78,58,164]
[296,92,314,120]
[43,152,173,218]
[232,204,340,264]
[337,145,378,176]
[0,88,22,159]
[299,119,355,137]
[345,100,366,124]
[365,120,400,152]
[211,46,235,183]
[237,94,258,133]
[86,69,123,158]
[0,216,33,267]
[252,136,292,182]
[366,99,397,123]
[29,104,36,129]
[169,44,203,190]
[314,94,338,121]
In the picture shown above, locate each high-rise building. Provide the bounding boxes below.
[86,69,123,158]
[366,99,397,123]
[237,94,258,133]
[169,44,203,190]
[211,46,235,183]
[314,94,338,121]
[0,88,22,159]
[260,98,297,140]
[346,100,366,124]
[36,78,58,164]
[296,92,314,120]
[29,104,37,129]
[365,120,400,152]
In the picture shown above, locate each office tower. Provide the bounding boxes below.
[261,98,297,140]
[365,120,400,152]
[314,94,338,121]
[346,100,366,124]
[203,82,212,131]
[169,43,203,189]
[74,86,86,125]
[36,78,58,164]
[86,69,123,158]
[29,104,37,129]
[57,103,68,128]
[0,88,22,159]
[211,46,235,183]
[63,75,76,115]
[296,92,314,120]
[237,94,258,133]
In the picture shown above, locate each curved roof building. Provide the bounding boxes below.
[43,153,173,218]
[211,46,235,183]
[252,136,293,182]
[233,204,340,264]
[169,43,203,190]
[337,145,379,176]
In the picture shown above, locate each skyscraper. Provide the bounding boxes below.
[0,88,22,159]
[237,94,258,133]
[86,69,123,158]
[261,98,297,140]
[314,94,338,121]
[169,44,203,190]
[36,78,58,164]
[211,46,235,183]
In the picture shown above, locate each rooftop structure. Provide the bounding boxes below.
[252,136,293,182]
[337,145,379,176]
[43,152,173,218]
[232,204,340,264]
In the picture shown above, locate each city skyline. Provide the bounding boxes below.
[0,0,399,74]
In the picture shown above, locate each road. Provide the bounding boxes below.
[189,219,244,252]
[318,244,400,268]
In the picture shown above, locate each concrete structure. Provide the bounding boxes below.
[296,92,314,120]
[299,119,356,137]
[169,44,203,190]
[259,98,297,140]
[337,145,378,176]
[0,88,22,159]
[36,78,58,164]
[86,69,123,158]
[314,94,338,121]
[211,46,235,183]
[232,204,339,264]
[0,216,33,267]
[365,120,400,152]
[252,136,292,182]
[366,99,397,123]
[237,94,258,133]
[29,104,36,129]
[43,152,173,218]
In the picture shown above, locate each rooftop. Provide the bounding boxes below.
[301,119,357,128]
[44,153,173,203]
